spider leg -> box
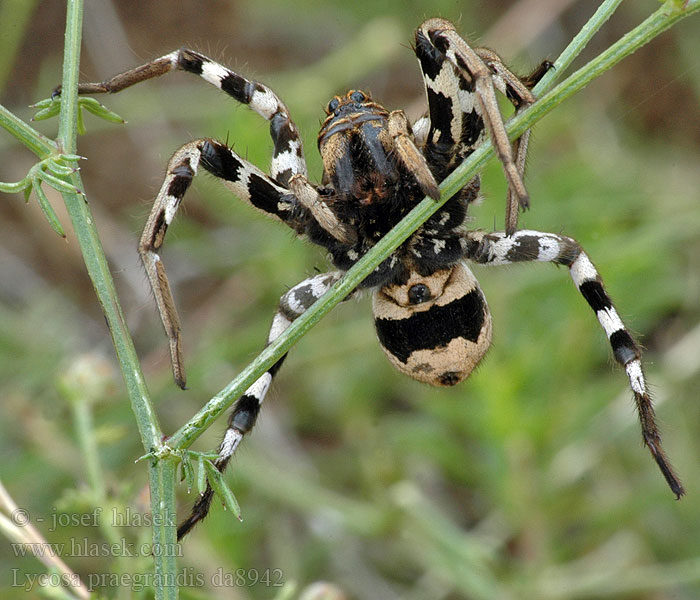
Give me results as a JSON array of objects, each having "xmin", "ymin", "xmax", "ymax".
[
  {"xmin": 74, "ymin": 53, "xmax": 354, "ymax": 386},
  {"xmin": 464, "ymin": 229, "xmax": 684, "ymax": 498},
  {"xmin": 139, "ymin": 139, "xmax": 307, "ymax": 388},
  {"xmin": 475, "ymin": 51, "xmax": 553, "ymax": 235},
  {"xmin": 64, "ymin": 48, "xmax": 307, "ymax": 185},
  {"xmin": 387, "ymin": 110, "xmax": 440, "ymax": 200},
  {"xmin": 415, "ymin": 19, "xmax": 526, "ymax": 205},
  {"xmin": 415, "ymin": 19, "xmax": 548, "ymax": 233},
  {"xmin": 176, "ymin": 271, "xmax": 347, "ymax": 539},
  {"xmin": 288, "ymin": 174, "xmax": 356, "ymax": 245}
]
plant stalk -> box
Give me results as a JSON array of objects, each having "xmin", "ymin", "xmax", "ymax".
[{"xmin": 55, "ymin": 1, "xmax": 177, "ymax": 597}]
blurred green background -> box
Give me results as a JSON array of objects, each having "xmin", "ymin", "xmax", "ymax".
[{"xmin": 1, "ymin": 1, "xmax": 698, "ymax": 598}]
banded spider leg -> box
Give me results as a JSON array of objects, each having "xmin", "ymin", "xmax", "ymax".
[
  {"xmin": 415, "ymin": 18, "xmax": 551, "ymax": 234},
  {"xmin": 176, "ymin": 271, "xmax": 346, "ymax": 540},
  {"xmin": 78, "ymin": 50, "xmax": 362, "ymax": 536},
  {"xmin": 69, "ymin": 48, "xmax": 353, "ymax": 388},
  {"xmin": 464, "ymin": 229, "xmax": 684, "ymax": 498}
]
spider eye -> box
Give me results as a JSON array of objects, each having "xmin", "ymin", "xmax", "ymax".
[
  {"xmin": 349, "ymin": 90, "xmax": 366, "ymax": 103},
  {"xmin": 326, "ymin": 98, "xmax": 340, "ymax": 114}
]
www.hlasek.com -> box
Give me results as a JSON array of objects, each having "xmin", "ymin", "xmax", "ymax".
[{"xmin": 12, "ymin": 538, "xmax": 182, "ymax": 558}]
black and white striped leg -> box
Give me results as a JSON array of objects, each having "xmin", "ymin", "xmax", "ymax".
[
  {"xmin": 80, "ymin": 51, "xmax": 354, "ymax": 387},
  {"xmin": 475, "ymin": 49, "xmax": 553, "ymax": 235},
  {"xmin": 464, "ymin": 229, "xmax": 684, "ymax": 498},
  {"xmin": 176, "ymin": 271, "xmax": 347, "ymax": 539},
  {"xmin": 138, "ymin": 139, "xmax": 305, "ymax": 389},
  {"xmin": 415, "ymin": 20, "xmax": 550, "ymax": 234},
  {"xmin": 416, "ymin": 19, "xmax": 528, "ymax": 211},
  {"xmin": 69, "ymin": 48, "xmax": 307, "ymax": 186}
]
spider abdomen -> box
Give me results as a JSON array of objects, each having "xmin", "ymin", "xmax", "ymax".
[{"xmin": 372, "ymin": 263, "xmax": 492, "ymax": 386}]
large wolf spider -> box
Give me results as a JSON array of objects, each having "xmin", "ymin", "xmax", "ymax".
[{"xmin": 66, "ymin": 18, "xmax": 683, "ymax": 538}]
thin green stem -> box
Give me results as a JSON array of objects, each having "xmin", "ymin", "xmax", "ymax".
[
  {"xmin": 72, "ymin": 399, "xmax": 106, "ymax": 499},
  {"xmin": 168, "ymin": 0, "xmax": 699, "ymax": 451},
  {"xmin": 148, "ymin": 459, "xmax": 179, "ymax": 600},
  {"xmin": 1, "ymin": 4, "xmax": 163, "ymax": 454},
  {"xmin": 0, "ymin": 103, "xmax": 54, "ymax": 157},
  {"xmin": 532, "ymin": 0, "xmax": 624, "ymax": 94},
  {"xmin": 56, "ymin": 0, "xmax": 81, "ymax": 155},
  {"xmin": 53, "ymin": 0, "xmax": 162, "ymax": 454},
  {"xmin": 67, "ymin": 380, "xmax": 131, "ymax": 600},
  {"xmin": 61, "ymin": 165, "xmax": 164, "ymax": 447},
  {"xmin": 44, "ymin": 1, "xmax": 177, "ymax": 597},
  {"xmin": 539, "ymin": 2, "xmax": 694, "ymax": 131}
]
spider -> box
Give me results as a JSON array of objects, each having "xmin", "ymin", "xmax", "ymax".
[{"xmin": 67, "ymin": 18, "xmax": 683, "ymax": 539}]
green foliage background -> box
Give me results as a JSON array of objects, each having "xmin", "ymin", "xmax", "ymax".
[{"xmin": 0, "ymin": 0, "xmax": 698, "ymax": 598}]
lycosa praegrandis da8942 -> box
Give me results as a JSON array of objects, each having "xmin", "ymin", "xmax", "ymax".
[{"xmin": 63, "ymin": 17, "xmax": 684, "ymax": 539}]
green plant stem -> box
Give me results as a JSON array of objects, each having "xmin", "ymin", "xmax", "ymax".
[
  {"xmin": 71, "ymin": 398, "xmax": 106, "ymax": 500},
  {"xmin": 0, "ymin": 104, "xmax": 54, "ymax": 157},
  {"xmin": 528, "ymin": 0, "xmax": 700, "ymax": 128},
  {"xmin": 532, "ymin": 0, "xmax": 623, "ymax": 93},
  {"xmin": 148, "ymin": 459, "xmax": 179, "ymax": 598},
  {"xmin": 54, "ymin": 2, "xmax": 162, "ymax": 453},
  {"xmin": 69, "ymin": 390, "xmax": 131, "ymax": 600},
  {"xmin": 57, "ymin": 2, "xmax": 176, "ymax": 598},
  {"xmin": 0, "ymin": 4, "xmax": 165, "ymax": 456},
  {"xmin": 56, "ymin": 2, "xmax": 81, "ymax": 155},
  {"xmin": 168, "ymin": 0, "xmax": 699, "ymax": 452},
  {"xmin": 19, "ymin": 0, "xmax": 176, "ymax": 597}
]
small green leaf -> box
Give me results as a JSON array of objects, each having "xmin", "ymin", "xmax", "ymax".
[
  {"xmin": 180, "ymin": 452, "xmax": 194, "ymax": 493},
  {"xmin": 31, "ymin": 102, "xmax": 61, "ymax": 122},
  {"xmin": 0, "ymin": 178, "xmax": 30, "ymax": 194},
  {"xmin": 196, "ymin": 454, "xmax": 206, "ymax": 495},
  {"xmin": 203, "ymin": 460, "xmax": 242, "ymax": 521},
  {"xmin": 31, "ymin": 179, "xmax": 66, "ymax": 238},
  {"xmin": 134, "ymin": 451, "xmax": 155, "ymax": 463},
  {"xmin": 79, "ymin": 97, "xmax": 125, "ymax": 123},
  {"xmin": 47, "ymin": 158, "xmax": 77, "ymax": 177},
  {"xmin": 76, "ymin": 104, "xmax": 86, "ymax": 135},
  {"xmin": 36, "ymin": 168, "xmax": 82, "ymax": 195},
  {"xmin": 59, "ymin": 153, "xmax": 84, "ymax": 162},
  {"xmin": 30, "ymin": 98, "xmax": 54, "ymax": 109}
]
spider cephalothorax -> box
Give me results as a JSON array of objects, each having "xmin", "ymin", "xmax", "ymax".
[{"xmin": 68, "ymin": 17, "xmax": 683, "ymax": 540}]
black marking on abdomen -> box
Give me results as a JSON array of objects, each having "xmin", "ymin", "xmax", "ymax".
[
  {"xmin": 375, "ymin": 289, "xmax": 485, "ymax": 363},
  {"xmin": 439, "ymin": 372, "xmax": 461, "ymax": 386}
]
